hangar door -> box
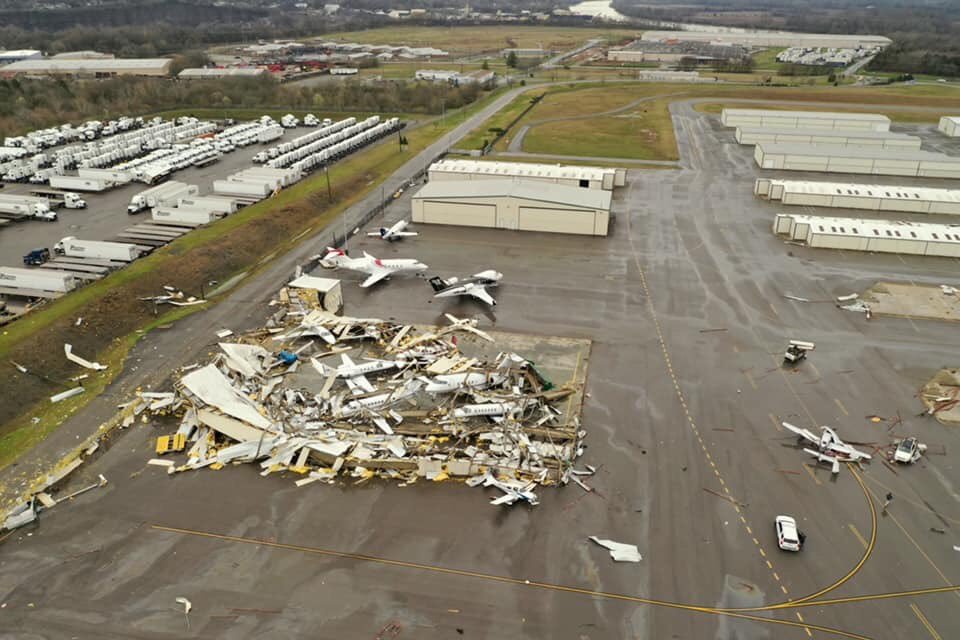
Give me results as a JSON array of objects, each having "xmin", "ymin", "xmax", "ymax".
[
  {"xmin": 421, "ymin": 200, "xmax": 496, "ymax": 227},
  {"xmin": 518, "ymin": 206, "xmax": 596, "ymax": 235}
]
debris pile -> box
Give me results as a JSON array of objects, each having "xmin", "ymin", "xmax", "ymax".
[{"xmin": 130, "ymin": 291, "xmax": 586, "ymax": 506}]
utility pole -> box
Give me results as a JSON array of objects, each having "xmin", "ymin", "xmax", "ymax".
[{"xmin": 381, "ymin": 185, "xmax": 385, "ymax": 215}]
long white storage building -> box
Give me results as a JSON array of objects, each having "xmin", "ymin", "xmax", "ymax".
[
  {"xmin": 735, "ymin": 127, "xmax": 920, "ymax": 149},
  {"xmin": 412, "ymin": 179, "xmax": 611, "ymax": 236},
  {"xmin": 774, "ymin": 213, "xmax": 960, "ymax": 257},
  {"xmin": 754, "ymin": 144, "xmax": 960, "ymax": 178},
  {"xmin": 756, "ymin": 179, "xmax": 960, "ymax": 215},
  {"xmin": 428, "ymin": 159, "xmax": 626, "ymax": 191},
  {"xmin": 938, "ymin": 116, "xmax": 960, "ymax": 137},
  {"xmin": 721, "ymin": 109, "xmax": 890, "ymax": 132}
]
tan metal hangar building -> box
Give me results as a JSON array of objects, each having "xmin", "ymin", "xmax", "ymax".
[
  {"xmin": 735, "ymin": 127, "xmax": 921, "ymax": 149},
  {"xmin": 0, "ymin": 57, "xmax": 172, "ymax": 77},
  {"xmin": 721, "ymin": 109, "xmax": 891, "ymax": 132},
  {"xmin": 753, "ymin": 144, "xmax": 960, "ymax": 178},
  {"xmin": 411, "ymin": 179, "xmax": 611, "ymax": 236},
  {"xmin": 428, "ymin": 159, "xmax": 626, "ymax": 191}
]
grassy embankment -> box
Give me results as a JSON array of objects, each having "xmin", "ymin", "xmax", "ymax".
[{"xmin": 0, "ymin": 90, "xmax": 507, "ymax": 469}]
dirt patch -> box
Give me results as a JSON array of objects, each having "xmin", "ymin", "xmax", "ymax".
[
  {"xmin": 920, "ymin": 369, "xmax": 960, "ymax": 425},
  {"xmin": 860, "ymin": 282, "xmax": 960, "ymax": 322}
]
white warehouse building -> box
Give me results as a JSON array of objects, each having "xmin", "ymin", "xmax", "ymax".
[
  {"xmin": 756, "ymin": 179, "xmax": 960, "ymax": 216},
  {"xmin": 938, "ymin": 116, "xmax": 960, "ymax": 137},
  {"xmin": 735, "ymin": 127, "xmax": 920, "ymax": 150},
  {"xmin": 721, "ymin": 109, "xmax": 890, "ymax": 132},
  {"xmin": 773, "ymin": 213, "xmax": 960, "ymax": 258},
  {"xmin": 754, "ymin": 144, "xmax": 960, "ymax": 179},
  {"xmin": 641, "ymin": 30, "xmax": 891, "ymax": 50},
  {"xmin": 428, "ymin": 159, "xmax": 625, "ymax": 191},
  {"xmin": 412, "ymin": 179, "xmax": 611, "ymax": 236}
]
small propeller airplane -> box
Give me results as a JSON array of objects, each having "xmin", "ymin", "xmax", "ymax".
[
  {"xmin": 321, "ymin": 247, "xmax": 427, "ymax": 287},
  {"xmin": 368, "ymin": 219, "xmax": 418, "ymax": 241},
  {"xmin": 429, "ymin": 270, "xmax": 503, "ymax": 306},
  {"xmin": 782, "ymin": 422, "xmax": 872, "ymax": 474}
]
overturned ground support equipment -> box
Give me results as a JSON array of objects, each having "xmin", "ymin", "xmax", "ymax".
[
  {"xmin": 131, "ymin": 287, "xmax": 587, "ymax": 507},
  {"xmin": 784, "ymin": 339, "xmax": 815, "ymax": 364}
]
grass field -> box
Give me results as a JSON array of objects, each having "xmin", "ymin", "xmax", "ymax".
[
  {"xmin": 464, "ymin": 81, "xmax": 960, "ymax": 161},
  {"xmin": 314, "ymin": 25, "xmax": 636, "ymax": 57},
  {"xmin": 458, "ymin": 89, "xmax": 547, "ymax": 150},
  {"xmin": 751, "ymin": 47, "xmax": 787, "ymax": 69},
  {"xmin": 0, "ymin": 89, "xmax": 508, "ymax": 468}
]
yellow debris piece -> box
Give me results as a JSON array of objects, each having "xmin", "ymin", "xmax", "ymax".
[
  {"xmin": 155, "ymin": 433, "xmax": 186, "ymax": 455},
  {"xmin": 432, "ymin": 471, "xmax": 449, "ymax": 482}
]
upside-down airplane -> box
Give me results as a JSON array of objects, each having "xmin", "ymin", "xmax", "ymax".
[
  {"xmin": 782, "ymin": 422, "xmax": 871, "ymax": 473},
  {"xmin": 429, "ymin": 270, "xmax": 503, "ymax": 306}
]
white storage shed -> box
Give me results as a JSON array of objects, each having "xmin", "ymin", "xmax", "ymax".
[
  {"xmin": 412, "ymin": 179, "xmax": 611, "ymax": 236},
  {"xmin": 287, "ymin": 275, "xmax": 342, "ymax": 312},
  {"xmin": 773, "ymin": 213, "xmax": 960, "ymax": 258},
  {"xmin": 754, "ymin": 144, "xmax": 960, "ymax": 178},
  {"xmin": 735, "ymin": 127, "xmax": 920, "ymax": 149},
  {"xmin": 721, "ymin": 109, "xmax": 890, "ymax": 132},
  {"xmin": 756, "ymin": 179, "xmax": 960, "ymax": 216},
  {"xmin": 428, "ymin": 159, "xmax": 625, "ymax": 191},
  {"xmin": 938, "ymin": 117, "xmax": 960, "ymax": 137}
]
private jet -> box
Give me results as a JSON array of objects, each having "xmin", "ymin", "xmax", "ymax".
[
  {"xmin": 368, "ymin": 219, "xmax": 418, "ymax": 241},
  {"xmin": 429, "ymin": 270, "xmax": 503, "ymax": 306},
  {"xmin": 321, "ymin": 247, "xmax": 427, "ymax": 287}
]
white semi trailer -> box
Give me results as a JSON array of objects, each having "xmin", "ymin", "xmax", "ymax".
[
  {"xmin": 177, "ymin": 196, "xmax": 238, "ymax": 215},
  {"xmin": 0, "ymin": 267, "xmax": 77, "ymax": 293},
  {"xmin": 213, "ymin": 179, "xmax": 270, "ymax": 199},
  {"xmin": 151, "ymin": 205, "xmax": 220, "ymax": 225},
  {"xmin": 53, "ymin": 237, "xmax": 140, "ymax": 262},
  {"xmin": 49, "ymin": 175, "xmax": 111, "ymax": 192},
  {"xmin": 0, "ymin": 195, "xmax": 57, "ymax": 220},
  {"xmin": 127, "ymin": 181, "xmax": 199, "ymax": 214}
]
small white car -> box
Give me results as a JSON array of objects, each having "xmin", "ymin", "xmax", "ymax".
[
  {"xmin": 775, "ymin": 515, "xmax": 801, "ymax": 551},
  {"xmin": 893, "ymin": 437, "xmax": 925, "ymax": 464}
]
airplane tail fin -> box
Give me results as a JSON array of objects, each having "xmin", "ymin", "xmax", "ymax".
[{"xmin": 428, "ymin": 276, "xmax": 449, "ymax": 292}]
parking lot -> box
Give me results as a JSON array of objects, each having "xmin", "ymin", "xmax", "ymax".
[
  {"xmin": 0, "ymin": 125, "xmax": 316, "ymax": 267},
  {"xmin": 1, "ymin": 103, "xmax": 959, "ymax": 640}
]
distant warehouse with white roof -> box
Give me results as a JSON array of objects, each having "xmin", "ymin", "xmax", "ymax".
[
  {"xmin": 0, "ymin": 57, "xmax": 172, "ymax": 77},
  {"xmin": 735, "ymin": 127, "xmax": 920, "ymax": 150},
  {"xmin": 179, "ymin": 67, "xmax": 267, "ymax": 79},
  {"xmin": 756, "ymin": 179, "xmax": 960, "ymax": 216},
  {"xmin": 754, "ymin": 144, "xmax": 960, "ymax": 179},
  {"xmin": 428, "ymin": 159, "xmax": 625, "ymax": 191},
  {"xmin": 774, "ymin": 213, "xmax": 960, "ymax": 258},
  {"xmin": 938, "ymin": 116, "xmax": 960, "ymax": 137},
  {"xmin": 721, "ymin": 109, "xmax": 890, "ymax": 132},
  {"xmin": 412, "ymin": 179, "xmax": 611, "ymax": 236},
  {"xmin": 641, "ymin": 31, "xmax": 891, "ymax": 49}
]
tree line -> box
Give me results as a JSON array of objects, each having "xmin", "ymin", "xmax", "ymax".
[{"xmin": 0, "ymin": 75, "xmax": 485, "ymax": 136}]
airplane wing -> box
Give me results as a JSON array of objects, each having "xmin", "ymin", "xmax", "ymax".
[
  {"xmin": 366, "ymin": 231, "xmax": 383, "ymax": 237},
  {"xmin": 827, "ymin": 442, "xmax": 871, "ymax": 461},
  {"xmin": 347, "ymin": 373, "xmax": 376, "ymax": 394},
  {"xmin": 340, "ymin": 353, "xmax": 355, "ymax": 368},
  {"xmin": 372, "ymin": 414, "xmax": 394, "ymax": 435},
  {"xmin": 361, "ymin": 267, "xmax": 393, "ymax": 288},
  {"xmin": 467, "ymin": 286, "xmax": 497, "ymax": 306},
  {"xmin": 395, "ymin": 231, "xmax": 418, "ymax": 237},
  {"xmin": 782, "ymin": 422, "xmax": 820, "ymax": 445}
]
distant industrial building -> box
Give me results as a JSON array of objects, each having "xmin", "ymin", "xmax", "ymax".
[
  {"xmin": 756, "ymin": 179, "xmax": 960, "ymax": 216},
  {"xmin": 0, "ymin": 49, "xmax": 42, "ymax": 65},
  {"xmin": 754, "ymin": 143, "xmax": 960, "ymax": 179},
  {"xmin": 414, "ymin": 69, "xmax": 495, "ymax": 87},
  {"xmin": 412, "ymin": 179, "xmax": 611, "ymax": 236},
  {"xmin": 774, "ymin": 213, "xmax": 960, "ymax": 258},
  {"xmin": 428, "ymin": 159, "xmax": 625, "ymax": 191},
  {"xmin": 178, "ymin": 67, "xmax": 267, "ymax": 79},
  {"xmin": 330, "ymin": 67, "xmax": 358, "ymax": 76},
  {"xmin": 51, "ymin": 51, "xmax": 115, "ymax": 60},
  {"xmin": 775, "ymin": 47, "xmax": 876, "ymax": 67},
  {"xmin": 722, "ymin": 108, "xmax": 890, "ymax": 132},
  {"xmin": 0, "ymin": 57, "xmax": 172, "ymax": 77},
  {"xmin": 636, "ymin": 70, "xmax": 715, "ymax": 83},
  {"xmin": 608, "ymin": 40, "xmax": 747, "ymax": 64},
  {"xmin": 502, "ymin": 48, "xmax": 547, "ymax": 58},
  {"xmin": 641, "ymin": 30, "xmax": 891, "ymax": 50},
  {"xmin": 735, "ymin": 127, "xmax": 921, "ymax": 150},
  {"xmin": 938, "ymin": 116, "xmax": 960, "ymax": 137}
]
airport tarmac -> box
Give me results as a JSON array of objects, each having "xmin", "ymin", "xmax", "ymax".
[{"xmin": 1, "ymin": 100, "xmax": 959, "ymax": 640}]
